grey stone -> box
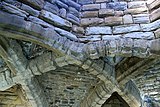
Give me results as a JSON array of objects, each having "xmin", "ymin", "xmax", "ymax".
[
  {"xmin": 106, "ymin": 2, "xmax": 127, "ymax": 11},
  {"xmin": 81, "ymin": 18, "xmax": 104, "ymax": 26},
  {"xmin": 79, "ymin": 35, "xmax": 101, "ymax": 42},
  {"xmin": 123, "ymin": 32, "xmax": 155, "ymax": 40},
  {"xmin": 102, "ymin": 35, "xmax": 121, "ymax": 40},
  {"xmin": 133, "ymin": 14, "xmax": 150, "ymax": 24},
  {"xmin": 141, "ymin": 19, "xmax": 160, "ymax": 31},
  {"xmin": 1, "ymin": 2, "xmax": 29, "ymax": 17},
  {"xmin": 86, "ymin": 26, "xmax": 112, "ymax": 35},
  {"xmin": 78, "ymin": 0, "xmax": 94, "ymax": 5},
  {"xmin": 21, "ymin": 3, "xmax": 39, "ymax": 17},
  {"xmin": 54, "ymin": 27, "xmax": 78, "ymax": 41},
  {"xmin": 123, "ymin": 15, "xmax": 133, "ymax": 24},
  {"xmin": 82, "ymin": 4, "xmax": 100, "ymax": 11},
  {"xmin": 63, "ymin": 0, "xmax": 81, "ymax": 11},
  {"xmin": 128, "ymin": 1, "xmax": 146, "ymax": 9},
  {"xmin": 59, "ymin": 8, "xmax": 67, "ymax": 18},
  {"xmin": 40, "ymin": 10, "xmax": 72, "ymax": 29},
  {"xmin": 28, "ymin": 16, "xmax": 52, "ymax": 28},
  {"xmin": 55, "ymin": 0, "xmax": 68, "ymax": 9},
  {"xmin": 43, "ymin": 2, "xmax": 59, "ymax": 14},
  {"xmin": 68, "ymin": 7, "xmax": 79, "ymax": 17},
  {"xmin": 66, "ymin": 13, "xmax": 80, "ymax": 25},
  {"xmin": 21, "ymin": 0, "xmax": 45, "ymax": 10},
  {"xmin": 113, "ymin": 24, "xmax": 141, "ymax": 34}
]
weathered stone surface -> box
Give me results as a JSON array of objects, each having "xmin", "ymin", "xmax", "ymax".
[
  {"xmin": 106, "ymin": 2, "xmax": 127, "ymax": 11},
  {"xmin": 123, "ymin": 15, "xmax": 133, "ymax": 24},
  {"xmin": 128, "ymin": 1, "xmax": 146, "ymax": 9},
  {"xmin": 81, "ymin": 18, "xmax": 104, "ymax": 26},
  {"xmin": 20, "ymin": 0, "xmax": 45, "ymax": 10},
  {"xmin": 59, "ymin": 8, "xmax": 67, "ymax": 18},
  {"xmin": 61, "ymin": 0, "xmax": 81, "ymax": 11},
  {"xmin": 113, "ymin": 24, "xmax": 141, "ymax": 34},
  {"xmin": 141, "ymin": 19, "xmax": 160, "ymax": 31},
  {"xmin": 154, "ymin": 28, "xmax": 160, "ymax": 38},
  {"xmin": 123, "ymin": 32, "xmax": 155, "ymax": 40},
  {"xmin": 124, "ymin": 7, "xmax": 147, "ymax": 14},
  {"xmin": 148, "ymin": 0, "xmax": 160, "ymax": 10},
  {"xmin": 96, "ymin": 0, "xmax": 110, "ymax": 3},
  {"xmin": 72, "ymin": 25, "xmax": 84, "ymax": 34},
  {"xmin": 40, "ymin": 10, "xmax": 72, "ymax": 29},
  {"xmin": 55, "ymin": 0, "xmax": 68, "ymax": 9},
  {"xmin": 81, "ymin": 11, "xmax": 98, "ymax": 18},
  {"xmin": 133, "ymin": 14, "xmax": 150, "ymax": 24},
  {"xmin": 20, "ymin": 3, "xmax": 39, "ymax": 17},
  {"xmin": 150, "ymin": 39, "xmax": 160, "ymax": 55},
  {"xmin": 115, "ymin": 11, "xmax": 124, "ymax": 16},
  {"xmin": 99, "ymin": 9, "xmax": 114, "ymax": 17},
  {"xmin": 1, "ymin": 2, "xmax": 29, "ymax": 17},
  {"xmin": 68, "ymin": 7, "xmax": 79, "ymax": 17},
  {"xmin": 78, "ymin": 0, "xmax": 94, "ymax": 5},
  {"xmin": 104, "ymin": 16, "xmax": 123, "ymax": 25},
  {"xmin": 82, "ymin": 4, "xmax": 100, "ymax": 11},
  {"xmin": 102, "ymin": 35, "xmax": 121, "ymax": 40},
  {"xmin": 54, "ymin": 27, "xmax": 78, "ymax": 41},
  {"xmin": 43, "ymin": 2, "xmax": 59, "ymax": 14},
  {"xmin": 86, "ymin": 27, "xmax": 112, "ymax": 35},
  {"xmin": 66, "ymin": 13, "xmax": 80, "ymax": 25},
  {"xmin": 80, "ymin": 35, "xmax": 101, "ymax": 42},
  {"xmin": 28, "ymin": 16, "xmax": 52, "ymax": 28},
  {"xmin": 150, "ymin": 8, "xmax": 160, "ymax": 21},
  {"xmin": 101, "ymin": 3, "xmax": 106, "ymax": 9}
]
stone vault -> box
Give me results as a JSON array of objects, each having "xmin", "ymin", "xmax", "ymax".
[{"xmin": 0, "ymin": 0, "xmax": 160, "ymax": 107}]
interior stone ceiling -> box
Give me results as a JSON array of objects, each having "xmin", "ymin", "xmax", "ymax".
[{"xmin": 0, "ymin": 0, "xmax": 160, "ymax": 107}]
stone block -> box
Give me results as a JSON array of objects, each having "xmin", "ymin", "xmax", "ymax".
[
  {"xmin": 28, "ymin": 16, "xmax": 52, "ymax": 28},
  {"xmin": 141, "ymin": 19, "xmax": 160, "ymax": 31},
  {"xmin": 78, "ymin": 0, "xmax": 94, "ymax": 5},
  {"xmin": 59, "ymin": 8, "xmax": 67, "ymax": 18},
  {"xmin": 113, "ymin": 24, "xmax": 141, "ymax": 34},
  {"xmin": 40, "ymin": 10, "xmax": 72, "ymax": 29},
  {"xmin": 150, "ymin": 39, "xmax": 160, "ymax": 55},
  {"xmin": 106, "ymin": 2, "xmax": 127, "ymax": 11},
  {"xmin": 150, "ymin": 8, "xmax": 160, "ymax": 21},
  {"xmin": 148, "ymin": 0, "xmax": 160, "ymax": 10},
  {"xmin": 154, "ymin": 28, "xmax": 160, "ymax": 38},
  {"xmin": 43, "ymin": 2, "xmax": 59, "ymax": 14},
  {"xmin": 66, "ymin": 13, "xmax": 80, "ymax": 25},
  {"xmin": 65, "ymin": 0, "xmax": 81, "ymax": 11},
  {"xmin": 55, "ymin": 0, "xmax": 68, "ymax": 9},
  {"xmin": 101, "ymin": 3, "xmax": 106, "ymax": 9},
  {"xmin": 54, "ymin": 27, "xmax": 78, "ymax": 41},
  {"xmin": 68, "ymin": 7, "xmax": 79, "ymax": 17},
  {"xmin": 133, "ymin": 14, "xmax": 150, "ymax": 24},
  {"xmin": 123, "ymin": 32, "xmax": 155, "ymax": 40},
  {"xmin": 102, "ymin": 35, "xmax": 121, "ymax": 40},
  {"xmin": 72, "ymin": 25, "xmax": 84, "ymax": 34},
  {"xmin": 99, "ymin": 9, "xmax": 114, "ymax": 17},
  {"xmin": 104, "ymin": 16, "xmax": 123, "ymax": 25},
  {"xmin": 20, "ymin": 0, "xmax": 45, "ymax": 10},
  {"xmin": 21, "ymin": 3, "xmax": 39, "ymax": 17},
  {"xmin": 81, "ymin": 11, "xmax": 98, "ymax": 18},
  {"xmin": 81, "ymin": 18, "xmax": 104, "ymax": 26},
  {"xmin": 79, "ymin": 35, "xmax": 101, "ymax": 42},
  {"xmin": 124, "ymin": 7, "xmax": 147, "ymax": 14},
  {"xmin": 128, "ymin": 1, "xmax": 146, "ymax": 9},
  {"xmin": 1, "ymin": 2, "xmax": 28, "ymax": 17},
  {"xmin": 86, "ymin": 26, "xmax": 112, "ymax": 35},
  {"xmin": 123, "ymin": 15, "xmax": 133, "ymax": 24},
  {"xmin": 114, "ymin": 11, "xmax": 124, "ymax": 16},
  {"xmin": 82, "ymin": 4, "xmax": 100, "ymax": 11},
  {"xmin": 96, "ymin": 0, "xmax": 111, "ymax": 3}
]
